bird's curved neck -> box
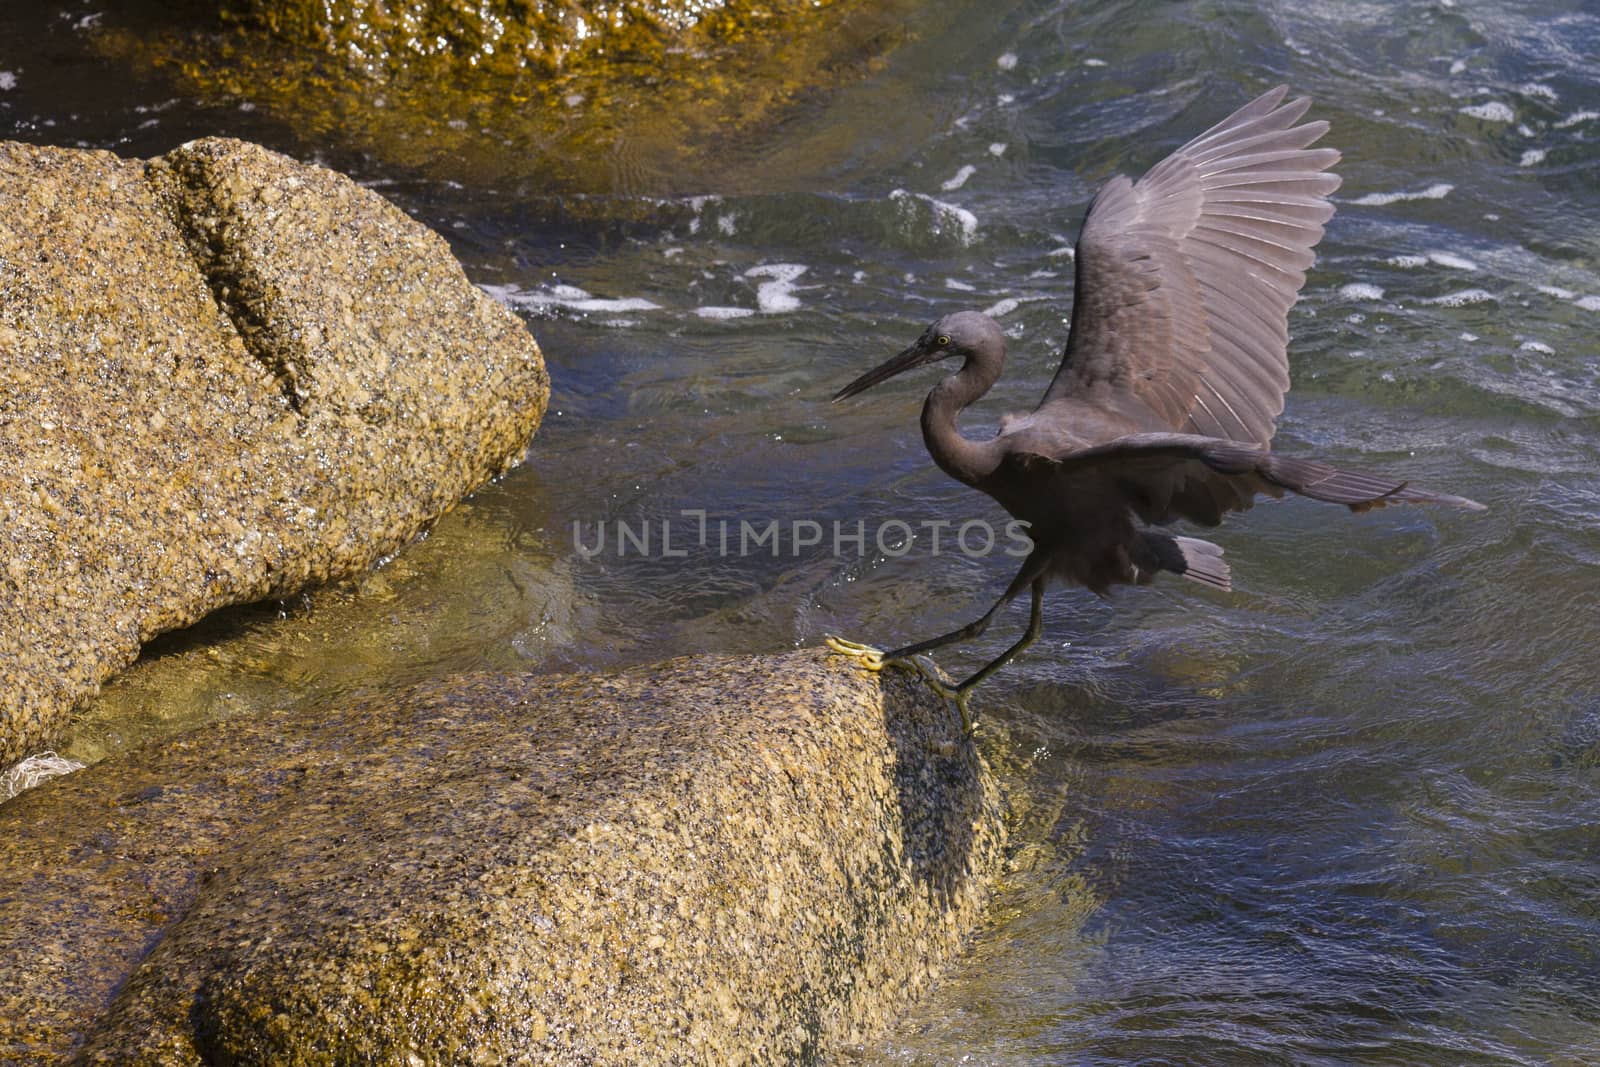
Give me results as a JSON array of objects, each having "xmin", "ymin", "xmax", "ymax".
[{"xmin": 921, "ymin": 356, "xmax": 1003, "ymax": 486}]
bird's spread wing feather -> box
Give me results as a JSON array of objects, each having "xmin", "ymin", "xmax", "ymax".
[
  {"xmin": 1040, "ymin": 86, "xmax": 1341, "ymax": 446},
  {"xmin": 1011, "ymin": 432, "xmax": 1485, "ymax": 527}
]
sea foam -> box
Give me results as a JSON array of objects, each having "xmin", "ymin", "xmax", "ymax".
[
  {"xmin": 745, "ymin": 264, "xmax": 807, "ymax": 313},
  {"xmin": 1352, "ymin": 183, "xmax": 1454, "ymax": 207}
]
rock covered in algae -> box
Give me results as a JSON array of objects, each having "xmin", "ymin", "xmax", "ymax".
[
  {"xmin": 94, "ymin": 0, "xmax": 921, "ymax": 193},
  {"xmin": 0, "ymin": 138, "xmax": 549, "ymax": 771},
  {"xmin": 217, "ymin": 0, "xmax": 788, "ymax": 77},
  {"xmin": 0, "ymin": 650, "xmax": 1004, "ymax": 1065}
]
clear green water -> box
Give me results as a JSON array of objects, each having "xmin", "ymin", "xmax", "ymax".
[{"xmin": 6, "ymin": 0, "xmax": 1600, "ymax": 1061}]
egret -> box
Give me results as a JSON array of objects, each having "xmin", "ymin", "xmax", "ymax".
[{"xmin": 828, "ymin": 87, "xmax": 1484, "ymax": 732}]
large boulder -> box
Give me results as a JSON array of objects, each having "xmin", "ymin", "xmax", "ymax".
[
  {"xmin": 0, "ymin": 650, "xmax": 1004, "ymax": 1064},
  {"xmin": 0, "ymin": 137, "xmax": 549, "ymax": 771},
  {"xmin": 214, "ymin": 0, "xmax": 814, "ymax": 79},
  {"xmin": 94, "ymin": 0, "xmax": 921, "ymax": 192}
]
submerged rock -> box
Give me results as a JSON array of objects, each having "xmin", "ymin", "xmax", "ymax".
[
  {"xmin": 0, "ymin": 138, "xmax": 549, "ymax": 771},
  {"xmin": 0, "ymin": 650, "xmax": 1004, "ymax": 1064},
  {"xmin": 95, "ymin": 0, "xmax": 920, "ymax": 193},
  {"xmin": 218, "ymin": 0, "xmax": 795, "ymax": 79}
]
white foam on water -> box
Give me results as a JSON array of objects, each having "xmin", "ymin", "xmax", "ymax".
[
  {"xmin": 745, "ymin": 263, "xmax": 808, "ymax": 313},
  {"xmin": 685, "ymin": 194, "xmax": 724, "ymax": 237},
  {"xmin": 1340, "ymin": 283, "xmax": 1385, "ymax": 301},
  {"xmin": 1386, "ymin": 254, "xmax": 1429, "ymax": 269},
  {"xmin": 0, "ymin": 72, "xmax": 16, "ymax": 91},
  {"xmin": 1520, "ymin": 148, "xmax": 1547, "ymax": 167},
  {"xmin": 1460, "ymin": 332, "xmax": 1479, "ymax": 341},
  {"xmin": 1425, "ymin": 288, "xmax": 1496, "ymax": 307},
  {"xmin": 945, "ymin": 278, "xmax": 977, "ymax": 292},
  {"xmin": 941, "ymin": 164, "xmax": 977, "ymax": 192},
  {"xmin": 889, "ymin": 189, "xmax": 979, "ymax": 244},
  {"xmin": 1429, "ymin": 251, "xmax": 1479, "ymax": 271},
  {"xmin": 1046, "ymin": 245, "xmax": 1075, "ymax": 259},
  {"xmin": 1536, "ymin": 285, "xmax": 1576, "ymax": 300},
  {"xmin": 694, "ymin": 306, "xmax": 755, "ymax": 320},
  {"xmin": 1460, "ymin": 101, "xmax": 1515, "ymax": 122},
  {"xmin": 1, "ymin": 751, "xmax": 85, "ymax": 799},
  {"xmin": 1450, "ymin": 59, "xmax": 1467, "ymax": 75},
  {"xmin": 997, "ymin": 52, "xmax": 1018, "ymax": 70},
  {"xmin": 852, "ymin": 270, "xmax": 867, "ymax": 284},
  {"xmin": 1556, "ymin": 110, "xmax": 1598, "ymax": 128},
  {"xmin": 1576, "ymin": 295, "xmax": 1600, "ymax": 312},
  {"xmin": 1028, "ymin": 269, "xmax": 1059, "ymax": 279},
  {"xmin": 1521, "ymin": 82, "xmax": 1559, "ymax": 102},
  {"xmin": 998, "ymin": 93, "xmax": 1015, "ymax": 105},
  {"xmin": 1352, "ymin": 183, "xmax": 1454, "ymax": 206},
  {"xmin": 564, "ymin": 296, "xmax": 662, "ymax": 313},
  {"xmin": 983, "ymin": 298, "xmax": 1020, "ymax": 318},
  {"xmin": 1519, "ymin": 340, "xmax": 1555, "ymax": 354},
  {"xmin": 718, "ymin": 214, "xmax": 738, "ymax": 236},
  {"xmin": 988, "ymin": 143, "xmax": 1007, "ymax": 157},
  {"xmin": 481, "ymin": 282, "xmax": 661, "ymax": 315},
  {"xmin": 1083, "ymin": 58, "xmax": 1107, "ymax": 67}
]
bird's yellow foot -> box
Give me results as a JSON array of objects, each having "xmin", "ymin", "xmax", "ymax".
[
  {"xmin": 824, "ymin": 635, "xmax": 888, "ymax": 671},
  {"xmin": 825, "ymin": 637, "xmax": 978, "ymax": 736}
]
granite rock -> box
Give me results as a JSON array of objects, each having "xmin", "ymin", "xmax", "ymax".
[
  {"xmin": 0, "ymin": 137, "xmax": 549, "ymax": 770},
  {"xmin": 95, "ymin": 0, "xmax": 921, "ymax": 193},
  {"xmin": 0, "ymin": 650, "xmax": 1004, "ymax": 1065}
]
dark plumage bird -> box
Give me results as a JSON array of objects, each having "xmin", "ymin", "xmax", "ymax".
[{"xmin": 828, "ymin": 86, "xmax": 1484, "ymax": 730}]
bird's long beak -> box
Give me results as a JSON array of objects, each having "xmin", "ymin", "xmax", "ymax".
[{"xmin": 832, "ymin": 341, "xmax": 935, "ymax": 403}]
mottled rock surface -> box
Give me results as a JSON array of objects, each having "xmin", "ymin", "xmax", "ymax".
[
  {"xmin": 97, "ymin": 0, "xmax": 919, "ymax": 193},
  {"xmin": 219, "ymin": 0, "xmax": 818, "ymax": 78},
  {"xmin": 0, "ymin": 138, "xmax": 549, "ymax": 769},
  {"xmin": 0, "ymin": 650, "xmax": 1004, "ymax": 1065}
]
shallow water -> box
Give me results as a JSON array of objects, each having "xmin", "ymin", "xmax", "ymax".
[{"xmin": 6, "ymin": 0, "xmax": 1600, "ymax": 1060}]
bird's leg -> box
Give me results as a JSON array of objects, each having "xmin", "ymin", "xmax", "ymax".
[
  {"xmin": 824, "ymin": 582, "xmax": 1008, "ymax": 669},
  {"xmin": 882, "ymin": 598, "xmax": 1004, "ymax": 660},
  {"xmin": 830, "ymin": 551, "xmax": 1051, "ymax": 734},
  {"xmin": 944, "ymin": 578, "xmax": 1046, "ymax": 733},
  {"xmin": 826, "ymin": 580, "xmax": 1010, "ymax": 678}
]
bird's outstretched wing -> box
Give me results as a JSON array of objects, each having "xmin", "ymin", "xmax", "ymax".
[
  {"xmin": 1011, "ymin": 432, "xmax": 1485, "ymax": 527},
  {"xmin": 1040, "ymin": 86, "xmax": 1340, "ymax": 446}
]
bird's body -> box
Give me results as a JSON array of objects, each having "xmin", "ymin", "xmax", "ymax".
[{"xmin": 829, "ymin": 87, "xmax": 1484, "ymax": 728}]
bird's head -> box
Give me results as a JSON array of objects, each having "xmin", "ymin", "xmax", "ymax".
[{"xmin": 832, "ymin": 311, "xmax": 1003, "ymax": 402}]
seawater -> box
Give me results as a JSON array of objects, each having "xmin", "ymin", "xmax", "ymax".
[{"xmin": 5, "ymin": 0, "xmax": 1599, "ymax": 1060}]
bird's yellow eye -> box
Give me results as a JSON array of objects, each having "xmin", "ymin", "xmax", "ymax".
[{"xmin": 937, "ymin": 335, "xmax": 950, "ymax": 346}]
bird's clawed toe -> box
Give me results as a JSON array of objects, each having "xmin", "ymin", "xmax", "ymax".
[
  {"xmin": 824, "ymin": 634, "xmax": 889, "ymax": 671},
  {"xmin": 826, "ymin": 637, "xmax": 979, "ymax": 736},
  {"xmin": 906, "ymin": 667, "xmax": 979, "ymax": 735}
]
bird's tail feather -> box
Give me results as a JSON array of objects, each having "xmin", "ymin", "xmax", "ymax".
[
  {"xmin": 1173, "ymin": 536, "xmax": 1232, "ymax": 592},
  {"xmin": 1258, "ymin": 454, "xmax": 1486, "ymax": 513},
  {"xmin": 1142, "ymin": 532, "xmax": 1232, "ymax": 592}
]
